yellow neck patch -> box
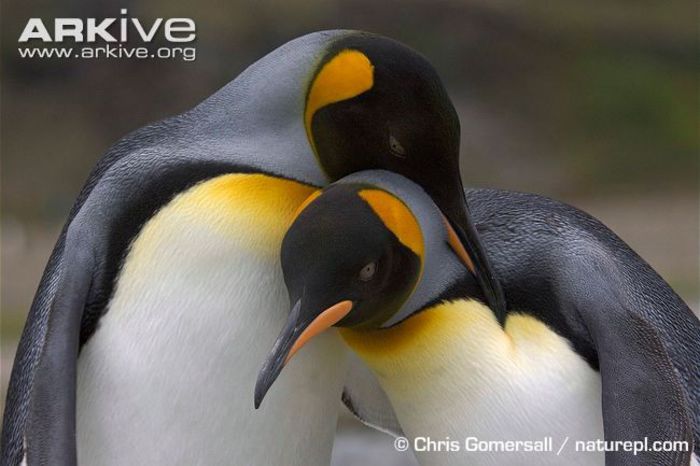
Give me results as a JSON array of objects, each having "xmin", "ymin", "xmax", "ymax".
[
  {"xmin": 304, "ymin": 49, "xmax": 374, "ymax": 152},
  {"xmin": 358, "ymin": 189, "xmax": 424, "ymax": 258},
  {"xmin": 340, "ymin": 299, "xmax": 573, "ymax": 380},
  {"xmin": 291, "ymin": 189, "xmax": 322, "ymax": 223},
  {"xmin": 124, "ymin": 174, "xmax": 317, "ymax": 264},
  {"xmin": 440, "ymin": 213, "xmax": 476, "ymax": 274}
]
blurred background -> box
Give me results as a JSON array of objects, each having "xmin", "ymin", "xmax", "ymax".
[{"xmin": 1, "ymin": 0, "xmax": 698, "ymax": 464}]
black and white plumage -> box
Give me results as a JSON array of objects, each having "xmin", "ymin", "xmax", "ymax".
[
  {"xmin": 261, "ymin": 169, "xmax": 699, "ymax": 466},
  {"xmin": 2, "ymin": 30, "xmax": 506, "ymax": 465}
]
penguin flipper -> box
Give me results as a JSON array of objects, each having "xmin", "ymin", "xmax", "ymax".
[
  {"xmin": 561, "ymin": 257, "xmax": 695, "ymax": 465},
  {"xmin": 342, "ymin": 353, "xmax": 404, "ymax": 437},
  {"xmin": 2, "ymin": 224, "xmax": 94, "ymax": 466}
]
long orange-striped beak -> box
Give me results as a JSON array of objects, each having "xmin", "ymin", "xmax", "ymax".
[{"xmin": 254, "ymin": 300, "xmax": 353, "ymax": 408}]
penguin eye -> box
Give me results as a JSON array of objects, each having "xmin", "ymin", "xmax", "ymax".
[
  {"xmin": 389, "ymin": 134, "xmax": 406, "ymax": 158},
  {"xmin": 358, "ymin": 262, "xmax": 378, "ymax": 282}
]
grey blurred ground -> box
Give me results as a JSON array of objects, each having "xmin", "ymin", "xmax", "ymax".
[{"xmin": 1, "ymin": 0, "xmax": 698, "ymax": 464}]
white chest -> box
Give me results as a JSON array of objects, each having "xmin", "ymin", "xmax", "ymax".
[
  {"xmin": 343, "ymin": 299, "xmax": 605, "ymax": 466},
  {"xmin": 76, "ymin": 174, "xmax": 347, "ymax": 466}
]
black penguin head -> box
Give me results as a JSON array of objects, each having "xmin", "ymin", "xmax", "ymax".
[
  {"xmin": 282, "ymin": 185, "xmax": 424, "ymax": 329},
  {"xmin": 254, "ymin": 172, "xmax": 480, "ymax": 408},
  {"xmin": 305, "ymin": 32, "xmax": 505, "ymax": 320},
  {"xmin": 307, "ymin": 34, "xmax": 460, "ymax": 191},
  {"xmin": 254, "ymin": 182, "xmax": 426, "ymax": 408}
]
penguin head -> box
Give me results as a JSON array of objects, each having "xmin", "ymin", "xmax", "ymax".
[
  {"xmin": 307, "ymin": 34, "xmax": 460, "ymax": 195},
  {"xmin": 255, "ymin": 170, "xmax": 479, "ymax": 407},
  {"xmin": 281, "ymin": 183, "xmax": 425, "ymax": 330},
  {"xmin": 303, "ymin": 31, "xmax": 504, "ymax": 320},
  {"xmin": 214, "ymin": 30, "xmax": 503, "ymax": 324}
]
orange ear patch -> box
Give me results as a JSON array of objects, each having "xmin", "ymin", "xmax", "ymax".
[
  {"xmin": 358, "ymin": 189, "xmax": 424, "ymax": 258},
  {"xmin": 291, "ymin": 189, "xmax": 322, "ymax": 223},
  {"xmin": 305, "ymin": 49, "xmax": 374, "ymax": 151},
  {"xmin": 440, "ymin": 213, "xmax": 476, "ymax": 274}
]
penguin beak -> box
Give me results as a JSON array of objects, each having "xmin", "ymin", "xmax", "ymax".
[
  {"xmin": 439, "ymin": 186, "xmax": 506, "ymax": 321},
  {"xmin": 254, "ymin": 299, "xmax": 353, "ymax": 408}
]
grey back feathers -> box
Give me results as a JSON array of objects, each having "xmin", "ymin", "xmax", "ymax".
[
  {"xmin": 465, "ymin": 187, "xmax": 700, "ymax": 459},
  {"xmin": 186, "ymin": 29, "xmax": 351, "ymax": 184}
]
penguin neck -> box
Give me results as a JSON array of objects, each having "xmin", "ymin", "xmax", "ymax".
[
  {"xmin": 76, "ymin": 173, "xmax": 348, "ymax": 465},
  {"xmin": 186, "ymin": 32, "xmax": 353, "ymax": 187},
  {"xmin": 341, "ymin": 299, "xmax": 604, "ymax": 465}
]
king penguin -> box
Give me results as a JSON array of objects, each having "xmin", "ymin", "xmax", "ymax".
[
  {"xmin": 256, "ymin": 170, "xmax": 700, "ymax": 466},
  {"xmin": 1, "ymin": 31, "xmax": 506, "ymax": 465}
]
